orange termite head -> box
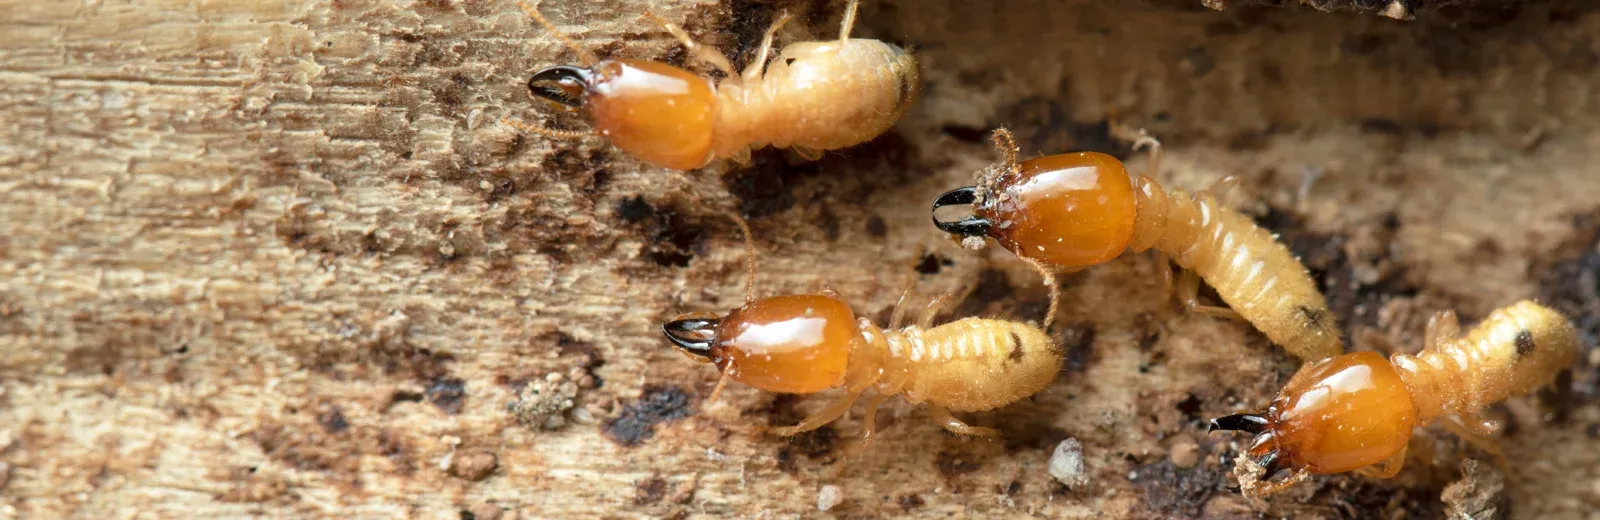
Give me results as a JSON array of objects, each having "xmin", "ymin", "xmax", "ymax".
[
  {"xmin": 661, "ymin": 295, "xmax": 860, "ymax": 394},
  {"xmin": 1208, "ymin": 351, "xmax": 1417, "ymax": 479},
  {"xmin": 527, "ymin": 59, "xmax": 718, "ymax": 170},
  {"xmin": 931, "ymin": 150, "xmax": 1138, "ymax": 268}
]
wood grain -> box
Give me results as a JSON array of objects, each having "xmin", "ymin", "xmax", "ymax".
[{"xmin": 3, "ymin": 1, "xmax": 1598, "ymax": 518}]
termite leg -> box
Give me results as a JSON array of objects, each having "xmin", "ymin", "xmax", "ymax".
[
  {"xmin": 837, "ymin": 378, "xmax": 901, "ymax": 462},
  {"xmin": 1131, "ymin": 130, "xmax": 1163, "ymax": 179},
  {"xmin": 856, "ymin": 391, "xmax": 894, "ymax": 446},
  {"xmin": 1177, "ymin": 269, "xmax": 1243, "ymax": 320},
  {"xmin": 1355, "ymin": 446, "xmax": 1407, "ymax": 479},
  {"xmin": 917, "ymin": 293, "xmax": 953, "ymax": 330},
  {"xmin": 1197, "ymin": 175, "xmax": 1240, "ymax": 206},
  {"xmin": 926, "ymin": 405, "xmax": 1001, "ymax": 438},
  {"xmin": 793, "ymin": 145, "xmax": 822, "ymax": 161},
  {"xmin": 888, "ymin": 281, "xmax": 915, "ymax": 329},
  {"xmin": 641, "ymin": 11, "xmax": 737, "ymax": 77},
  {"xmin": 1154, "ymin": 250, "xmax": 1174, "ymax": 312},
  {"xmin": 741, "ymin": 10, "xmax": 793, "ymax": 83},
  {"xmin": 768, "ymin": 391, "xmax": 863, "ymax": 437},
  {"xmin": 1424, "ymin": 309, "xmax": 1462, "ymax": 350},
  {"xmin": 1441, "ymin": 414, "xmax": 1510, "ymax": 472}
]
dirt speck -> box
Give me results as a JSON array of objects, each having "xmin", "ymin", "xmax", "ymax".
[
  {"xmin": 604, "ymin": 385, "xmax": 694, "ymax": 447},
  {"xmin": 788, "ymin": 426, "xmax": 838, "ymax": 459},
  {"xmin": 1057, "ymin": 322, "xmax": 1098, "ymax": 373},
  {"xmin": 508, "ymin": 371, "xmax": 583, "ymax": 430},
  {"xmin": 426, "ymin": 377, "xmax": 467, "ymax": 415},
  {"xmin": 935, "ymin": 449, "xmax": 983, "ymax": 476},
  {"xmin": 1048, "ymin": 438, "xmax": 1089, "ymax": 489},
  {"xmin": 463, "ymin": 503, "xmax": 503, "ymax": 520},
  {"xmin": 1169, "ymin": 437, "xmax": 1201, "ymax": 469},
  {"xmin": 448, "ymin": 450, "xmax": 498, "ymax": 481},
  {"xmin": 865, "ymin": 214, "xmax": 888, "ymax": 237},
  {"xmin": 317, "ymin": 404, "xmax": 350, "ymax": 434},
  {"xmin": 634, "ymin": 475, "xmax": 668, "ymax": 505},
  {"xmin": 916, "ymin": 252, "xmax": 951, "ymax": 275},
  {"xmin": 1134, "ymin": 460, "xmax": 1220, "ymax": 518},
  {"xmin": 897, "ymin": 493, "xmax": 925, "ymax": 512},
  {"xmin": 1441, "ymin": 459, "xmax": 1507, "ymax": 520},
  {"xmin": 615, "ymin": 195, "xmax": 656, "ymax": 223}
]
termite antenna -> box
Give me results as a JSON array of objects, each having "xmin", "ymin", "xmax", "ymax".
[
  {"xmin": 838, "ymin": 0, "xmax": 860, "ymax": 45},
  {"xmin": 501, "ymin": 117, "xmax": 591, "ymax": 140},
  {"xmin": 990, "ymin": 127, "xmax": 1020, "ymax": 178},
  {"xmin": 729, "ymin": 211, "xmax": 757, "ymax": 304},
  {"xmin": 518, "ymin": 0, "xmax": 599, "ymax": 67}
]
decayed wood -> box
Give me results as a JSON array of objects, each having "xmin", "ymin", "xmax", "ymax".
[{"xmin": 3, "ymin": 0, "xmax": 1599, "ymax": 518}]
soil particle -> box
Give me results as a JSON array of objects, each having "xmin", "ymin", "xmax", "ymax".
[
  {"xmin": 604, "ymin": 385, "xmax": 694, "ymax": 447},
  {"xmin": 448, "ymin": 450, "xmax": 498, "ymax": 481}
]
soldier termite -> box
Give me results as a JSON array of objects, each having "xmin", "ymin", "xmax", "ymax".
[
  {"xmin": 509, "ymin": 0, "xmax": 920, "ymax": 170},
  {"xmin": 661, "ymin": 215, "xmax": 1062, "ymax": 445},
  {"xmin": 1208, "ymin": 300, "xmax": 1579, "ymax": 498},
  {"xmin": 930, "ymin": 127, "xmax": 1342, "ymax": 362}
]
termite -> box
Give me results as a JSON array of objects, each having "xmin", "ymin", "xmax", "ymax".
[
  {"xmin": 509, "ymin": 0, "xmax": 920, "ymax": 170},
  {"xmin": 1208, "ymin": 300, "xmax": 1579, "ymax": 498},
  {"xmin": 929, "ymin": 127, "xmax": 1342, "ymax": 362},
  {"xmin": 661, "ymin": 215, "xmax": 1062, "ymax": 443}
]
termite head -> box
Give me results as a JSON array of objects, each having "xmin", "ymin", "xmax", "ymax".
[
  {"xmin": 527, "ymin": 59, "xmax": 717, "ymax": 170},
  {"xmin": 932, "ymin": 143, "xmax": 1138, "ymax": 267},
  {"xmin": 1208, "ymin": 351, "xmax": 1417, "ymax": 478},
  {"xmin": 662, "ymin": 295, "xmax": 860, "ymax": 394}
]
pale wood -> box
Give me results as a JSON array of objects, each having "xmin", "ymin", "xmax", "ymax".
[{"xmin": 3, "ymin": 1, "xmax": 1599, "ymax": 519}]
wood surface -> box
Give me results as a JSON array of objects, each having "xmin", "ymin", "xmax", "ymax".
[{"xmin": 3, "ymin": 1, "xmax": 1598, "ymax": 518}]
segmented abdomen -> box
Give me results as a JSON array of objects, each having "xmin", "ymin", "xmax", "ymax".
[
  {"xmin": 890, "ymin": 318, "xmax": 1060, "ymax": 413},
  {"xmin": 1394, "ymin": 300, "xmax": 1579, "ymax": 423},
  {"xmin": 712, "ymin": 39, "xmax": 918, "ymax": 159},
  {"xmin": 1128, "ymin": 177, "xmax": 1342, "ymax": 361}
]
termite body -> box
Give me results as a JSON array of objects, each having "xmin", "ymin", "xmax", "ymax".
[
  {"xmin": 516, "ymin": 0, "xmax": 919, "ymax": 170},
  {"xmin": 931, "ymin": 128, "xmax": 1341, "ymax": 362},
  {"xmin": 1208, "ymin": 300, "xmax": 1579, "ymax": 497},
  {"xmin": 662, "ymin": 218, "xmax": 1061, "ymax": 442}
]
